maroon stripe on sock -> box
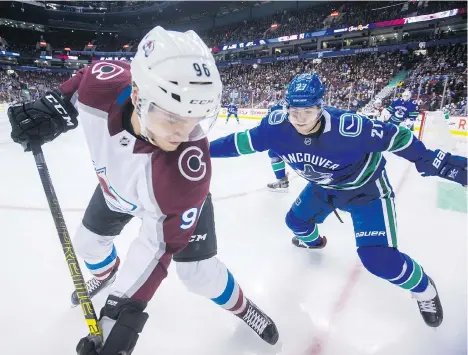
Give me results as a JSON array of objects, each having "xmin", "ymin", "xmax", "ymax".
[
  {"xmin": 228, "ymin": 287, "xmax": 245, "ymax": 313},
  {"xmin": 94, "ymin": 256, "xmax": 120, "ymax": 278}
]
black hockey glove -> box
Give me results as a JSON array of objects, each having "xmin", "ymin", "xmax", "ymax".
[
  {"xmin": 76, "ymin": 295, "xmax": 149, "ymax": 355},
  {"xmin": 415, "ymin": 149, "xmax": 467, "ymax": 186},
  {"xmin": 8, "ymin": 89, "xmax": 78, "ymax": 151}
]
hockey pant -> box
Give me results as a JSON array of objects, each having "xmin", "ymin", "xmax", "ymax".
[
  {"xmin": 226, "ymin": 113, "xmax": 239, "ymax": 122},
  {"xmin": 285, "ymin": 169, "xmax": 434, "ymax": 300},
  {"xmin": 73, "ymin": 185, "xmax": 247, "ymax": 314}
]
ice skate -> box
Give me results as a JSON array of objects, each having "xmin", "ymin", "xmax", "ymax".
[
  {"xmin": 239, "ymin": 299, "xmax": 279, "ymax": 345},
  {"xmin": 267, "ymin": 176, "xmax": 289, "ymax": 192},
  {"xmin": 292, "ymin": 235, "xmax": 327, "ymax": 249},
  {"xmin": 71, "ymin": 266, "xmax": 118, "ymax": 307},
  {"xmin": 414, "ymin": 277, "xmax": 443, "ymax": 327}
]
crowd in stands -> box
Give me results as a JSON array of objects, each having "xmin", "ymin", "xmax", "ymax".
[
  {"xmin": 1, "ymin": 43, "xmax": 466, "ymax": 116},
  {"xmin": 329, "ymin": 1, "xmax": 462, "ymax": 30},
  {"xmin": 220, "ymin": 52, "xmax": 405, "ymax": 110},
  {"xmin": 202, "ymin": 1, "xmax": 463, "ymax": 47},
  {"xmin": 395, "ymin": 44, "xmax": 467, "ymax": 114},
  {"xmin": 221, "ymin": 44, "xmax": 466, "ymax": 115},
  {"xmin": 0, "ymin": 0, "xmax": 466, "ymax": 116},
  {"xmin": 0, "ymin": 70, "xmax": 69, "ymax": 103},
  {"xmin": 1, "ymin": 1, "xmax": 464, "ymax": 53},
  {"xmin": 46, "ymin": 1, "xmax": 154, "ymax": 13}
]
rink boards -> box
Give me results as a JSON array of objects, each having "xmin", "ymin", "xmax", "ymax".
[{"xmin": 218, "ymin": 107, "xmax": 468, "ymax": 137}]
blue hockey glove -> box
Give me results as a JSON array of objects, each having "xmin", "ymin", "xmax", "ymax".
[{"xmin": 415, "ymin": 149, "xmax": 467, "ymax": 186}]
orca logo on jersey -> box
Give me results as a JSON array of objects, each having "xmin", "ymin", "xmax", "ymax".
[
  {"xmin": 268, "ymin": 110, "xmax": 286, "ymax": 125},
  {"xmin": 178, "ymin": 146, "xmax": 207, "ymax": 182},
  {"xmin": 91, "ymin": 62, "xmax": 124, "ymax": 81}
]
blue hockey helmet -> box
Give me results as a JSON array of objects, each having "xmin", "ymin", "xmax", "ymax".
[{"xmin": 286, "ymin": 73, "xmax": 325, "ymax": 108}]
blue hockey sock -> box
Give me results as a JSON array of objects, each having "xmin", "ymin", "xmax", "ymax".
[
  {"xmin": 389, "ymin": 252, "xmax": 429, "ymax": 292},
  {"xmin": 357, "ymin": 246, "xmax": 429, "ymax": 293},
  {"xmin": 271, "ymin": 160, "xmax": 286, "ymax": 179},
  {"xmin": 295, "ymin": 225, "xmax": 321, "ymax": 246},
  {"xmin": 285, "ymin": 210, "xmax": 321, "ymax": 245}
]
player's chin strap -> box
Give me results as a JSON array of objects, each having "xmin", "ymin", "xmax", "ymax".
[{"xmin": 305, "ymin": 107, "xmax": 324, "ymax": 135}]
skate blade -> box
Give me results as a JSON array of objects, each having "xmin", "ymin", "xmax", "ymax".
[{"xmin": 267, "ymin": 187, "xmax": 289, "ymax": 193}]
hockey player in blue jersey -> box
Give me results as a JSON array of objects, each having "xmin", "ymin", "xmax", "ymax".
[
  {"xmin": 226, "ymin": 103, "xmax": 240, "ymax": 124},
  {"xmin": 386, "ymin": 90, "xmax": 419, "ymax": 130},
  {"xmin": 209, "ymin": 73, "xmax": 467, "ymax": 328},
  {"xmin": 267, "ymin": 100, "xmax": 289, "ymax": 192}
]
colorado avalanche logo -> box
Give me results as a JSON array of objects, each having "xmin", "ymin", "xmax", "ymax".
[
  {"xmin": 297, "ymin": 164, "xmax": 334, "ymax": 184},
  {"xmin": 178, "ymin": 146, "xmax": 207, "ymax": 182},
  {"xmin": 142, "ymin": 40, "xmax": 155, "ymax": 57},
  {"xmin": 91, "ymin": 62, "xmax": 124, "ymax": 81},
  {"xmin": 95, "ymin": 167, "xmax": 137, "ymax": 212}
]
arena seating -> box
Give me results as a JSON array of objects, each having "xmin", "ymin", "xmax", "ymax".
[{"xmin": 0, "ymin": 1, "xmax": 466, "ymax": 114}]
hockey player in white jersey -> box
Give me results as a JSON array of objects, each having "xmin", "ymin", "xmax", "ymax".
[
  {"xmin": 8, "ymin": 27, "xmax": 278, "ymax": 354},
  {"xmin": 373, "ymin": 98, "xmax": 392, "ymax": 121}
]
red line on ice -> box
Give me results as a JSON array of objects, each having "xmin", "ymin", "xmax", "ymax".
[{"xmin": 303, "ymin": 162, "xmax": 413, "ymax": 355}]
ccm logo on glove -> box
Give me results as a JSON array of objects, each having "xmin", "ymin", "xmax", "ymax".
[{"xmin": 45, "ymin": 94, "xmax": 75, "ymax": 127}]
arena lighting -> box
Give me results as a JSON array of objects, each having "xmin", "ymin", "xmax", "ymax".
[
  {"xmin": 123, "ymin": 44, "xmax": 129, "ymax": 48},
  {"xmin": 271, "ymin": 23, "xmax": 278, "ymax": 29},
  {"xmin": 64, "ymin": 47, "xmax": 71, "ymax": 51},
  {"xmin": 330, "ymin": 11, "xmax": 339, "ymax": 17},
  {"xmin": 40, "ymin": 41, "xmax": 47, "ymax": 46},
  {"xmin": 87, "ymin": 43, "xmax": 93, "ymax": 47}
]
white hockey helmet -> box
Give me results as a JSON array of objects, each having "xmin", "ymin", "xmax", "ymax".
[
  {"xmin": 131, "ymin": 26, "xmax": 222, "ymax": 142},
  {"xmin": 402, "ymin": 89, "xmax": 411, "ymax": 102}
]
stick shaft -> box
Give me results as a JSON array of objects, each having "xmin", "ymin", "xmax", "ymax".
[{"xmin": 31, "ymin": 143, "xmax": 102, "ymax": 339}]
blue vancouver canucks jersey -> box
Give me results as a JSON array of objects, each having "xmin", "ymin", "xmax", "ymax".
[
  {"xmin": 227, "ymin": 104, "xmax": 238, "ymax": 114},
  {"xmin": 210, "ymin": 107, "xmax": 429, "ymax": 190},
  {"xmin": 386, "ymin": 98, "xmax": 419, "ymax": 124}
]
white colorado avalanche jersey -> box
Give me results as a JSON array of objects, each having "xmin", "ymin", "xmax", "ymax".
[{"xmin": 59, "ymin": 61, "xmax": 211, "ymax": 301}]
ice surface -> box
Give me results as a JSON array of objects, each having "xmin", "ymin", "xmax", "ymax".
[{"xmin": 0, "ymin": 113, "xmax": 466, "ymax": 355}]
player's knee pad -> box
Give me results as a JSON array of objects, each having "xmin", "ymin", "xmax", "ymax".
[
  {"xmin": 175, "ymin": 256, "xmax": 228, "ymax": 299},
  {"xmin": 73, "ymin": 223, "xmax": 115, "ymax": 259},
  {"xmin": 357, "ymin": 246, "xmax": 405, "ymax": 280},
  {"xmin": 285, "ymin": 209, "xmax": 315, "ymax": 235}
]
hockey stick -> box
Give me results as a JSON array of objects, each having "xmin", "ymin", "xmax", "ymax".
[{"xmin": 29, "ymin": 141, "xmax": 103, "ymax": 342}]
